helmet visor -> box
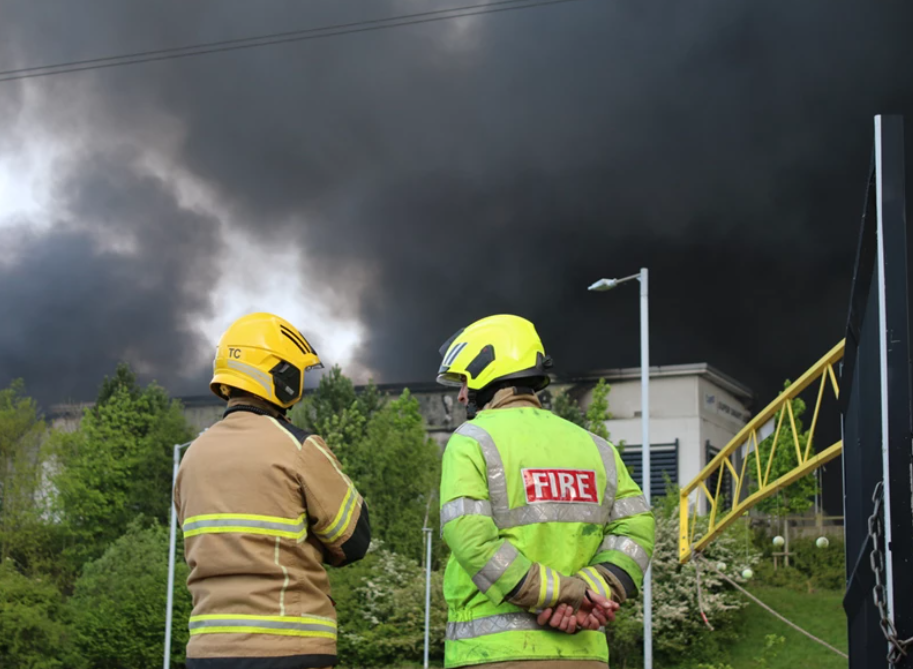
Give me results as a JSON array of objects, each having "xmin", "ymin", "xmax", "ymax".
[{"xmin": 436, "ymin": 372, "xmax": 465, "ymax": 387}]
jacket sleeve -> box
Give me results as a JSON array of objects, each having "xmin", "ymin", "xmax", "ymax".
[
  {"xmin": 590, "ymin": 445, "xmax": 656, "ymax": 598},
  {"xmin": 440, "ymin": 431, "xmax": 532, "ymax": 605},
  {"xmin": 298, "ymin": 434, "xmax": 371, "ymax": 567}
]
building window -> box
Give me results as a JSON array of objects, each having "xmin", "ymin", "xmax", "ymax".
[
  {"xmin": 619, "ymin": 441, "xmax": 679, "ymax": 498},
  {"xmin": 704, "ymin": 441, "xmax": 734, "ymax": 512}
]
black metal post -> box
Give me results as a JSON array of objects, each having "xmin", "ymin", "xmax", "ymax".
[
  {"xmin": 874, "ymin": 115, "xmax": 913, "ymax": 667},
  {"xmin": 842, "ymin": 115, "xmax": 913, "ymax": 668}
]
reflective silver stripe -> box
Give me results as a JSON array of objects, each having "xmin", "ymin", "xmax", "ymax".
[
  {"xmin": 455, "ymin": 423, "xmax": 509, "ymax": 521},
  {"xmin": 580, "ymin": 566, "xmax": 607, "ymax": 598},
  {"xmin": 455, "ymin": 425, "xmax": 621, "ymax": 529},
  {"xmin": 590, "ymin": 433, "xmax": 619, "ymax": 509},
  {"xmin": 226, "ymin": 359, "xmax": 273, "ymax": 396},
  {"xmin": 446, "ymin": 612, "xmax": 604, "ymax": 640},
  {"xmin": 472, "ymin": 542, "xmax": 519, "ymax": 593},
  {"xmin": 498, "ymin": 502, "xmax": 608, "ymax": 528},
  {"xmin": 441, "ymin": 497, "xmax": 492, "ymax": 526},
  {"xmin": 600, "ymin": 535, "xmax": 651, "ymax": 574},
  {"xmin": 183, "ymin": 517, "xmax": 306, "ymax": 535},
  {"xmin": 609, "ymin": 495, "xmax": 650, "ymax": 522},
  {"xmin": 444, "ymin": 341, "xmax": 468, "ymax": 366},
  {"xmin": 544, "ymin": 567, "xmax": 557, "ymax": 607},
  {"xmin": 317, "ymin": 487, "xmax": 357, "ymax": 541},
  {"xmin": 189, "ymin": 618, "xmax": 336, "ymax": 633}
]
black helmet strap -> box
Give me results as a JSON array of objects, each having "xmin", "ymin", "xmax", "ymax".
[{"xmin": 467, "ymin": 381, "xmax": 540, "ymax": 419}]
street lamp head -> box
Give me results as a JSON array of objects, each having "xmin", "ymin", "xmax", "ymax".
[{"xmin": 587, "ymin": 278, "xmax": 619, "ymax": 292}]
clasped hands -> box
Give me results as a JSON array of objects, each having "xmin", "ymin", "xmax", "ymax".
[{"xmin": 536, "ymin": 589, "xmax": 618, "ymax": 634}]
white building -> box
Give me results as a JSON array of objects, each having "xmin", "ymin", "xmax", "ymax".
[{"xmin": 557, "ymin": 364, "xmax": 753, "ymax": 506}]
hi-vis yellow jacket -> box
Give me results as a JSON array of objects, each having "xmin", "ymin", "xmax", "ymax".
[
  {"xmin": 440, "ymin": 389, "xmax": 655, "ymax": 668},
  {"xmin": 175, "ymin": 397, "xmax": 370, "ymax": 669}
]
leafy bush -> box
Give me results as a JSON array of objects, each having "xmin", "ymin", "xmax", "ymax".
[
  {"xmin": 608, "ymin": 488, "xmax": 760, "ymax": 667},
  {"xmin": 0, "ymin": 558, "xmax": 75, "ymax": 669},
  {"xmin": 331, "ymin": 542, "xmax": 446, "ymax": 667},
  {"xmin": 753, "ymin": 533, "xmax": 845, "ymax": 592},
  {"xmin": 68, "ymin": 520, "xmax": 192, "ymax": 669}
]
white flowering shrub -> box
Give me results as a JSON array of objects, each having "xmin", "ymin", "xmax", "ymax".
[
  {"xmin": 607, "ymin": 490, "xmax": 761, "ymax": 667},
  {"xmin": 330, "ymin": 541, "xmax": 447, "ymax": 667}
]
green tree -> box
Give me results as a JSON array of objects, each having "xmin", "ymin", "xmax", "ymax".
[
  {"xmin": 290, "ymin": 366, "xmax": 384, "ymax": 471},
  {"xmin": 0, "ymin": 558, "xmax": 75, "ymax": 669},
  {"xmin": 353, "ymin": 390, "xmax": 441, "ymax": 562},
  {"xmin": 550, "ymin": 379, "xmax": 617, "ymax": 445},
  {"xmin": 585, "ymin": 378, "xmax": 613, "ymax": 440},
  {"xmin": 751, "ymin": 382, "xmax": 817, "ymax": 519},
  {"xmin": 551, "ymin": 389, "xmax": 586, "ymax": 427},
  {"xmin": 292, "ymin": 370, "xmax": 441, "ymax": 562},
  {"xmin": 95, "ymin": 362, "xmax": 141, "ymax": 408},
  {"xmin": 0, "ymin": 380, "xmax": 50, "ymax": 570},
  {"xmin": 68, "ymin": 520, "xmax": 192, "ymax": 669},
  {"xmin": 51, "ymin": 366, "xmax": 194, "ymax": 582}
]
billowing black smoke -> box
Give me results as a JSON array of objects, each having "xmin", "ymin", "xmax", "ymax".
[{"xmin": 1, "ymin": 0, "xmax": 912, "ymax": 409}]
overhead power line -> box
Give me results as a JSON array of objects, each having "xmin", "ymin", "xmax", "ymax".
[{"xmin": 0, "ymin": 0, "xmax": 593, "ymax": 83}]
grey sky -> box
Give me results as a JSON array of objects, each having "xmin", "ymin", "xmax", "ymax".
[{"xmin": 1, "ymin": 0, "xmax": 911, "ymax": 408}]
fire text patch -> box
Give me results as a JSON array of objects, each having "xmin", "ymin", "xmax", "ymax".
[{"xmin": 521, "ymin": 468, "xmax": 599, "ymax": 504}]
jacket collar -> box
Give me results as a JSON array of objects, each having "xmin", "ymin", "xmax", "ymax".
[
  {"xmin": 223, "ymin": 396, "xmax": 287, "ymax": 420},
  {"xmin": 483, "ymin": 387, "xmax": 542, "ymax": 411}
]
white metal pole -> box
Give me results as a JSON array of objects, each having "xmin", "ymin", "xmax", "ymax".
[
  {"xmin": 640, "ymin": 267, "xmax": 652, "ymax": 669},
  {"xmin": 164, "ymin": 443, "xmax": 182, "ymax": 669},
  {"xmin": 423, "ymin": 527, "xmax": 432, "ymax": 668},
  {"xmin": 873, "ymin": 114, "xmax": 896, "ymax": 624}
]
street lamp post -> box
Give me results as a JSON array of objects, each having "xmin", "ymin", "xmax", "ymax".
[
  {"xmin": 588, "ymin": 268, "xmax": 652, "ymax": 669},
  {"xmin": 164, "ymin": 440, "xmax": 194, "ymax": 669}
]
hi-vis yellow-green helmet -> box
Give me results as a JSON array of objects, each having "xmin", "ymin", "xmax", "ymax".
[
  {"xmin": 436, "ymin": 314, "xmax": 553, "ymax": 392},
  {"xmin": 210, "ymin": 312, "xmax": 323, "ymax": 409}
]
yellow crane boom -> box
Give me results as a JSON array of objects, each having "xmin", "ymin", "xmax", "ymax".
[{"xmin": 679, "ymin": 340, "xmax": 845, "ymax": 563}]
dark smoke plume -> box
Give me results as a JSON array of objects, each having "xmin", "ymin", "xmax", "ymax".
[{"xmin": 1, "ymin": 0, "xmax": 913, "ymax": 410}]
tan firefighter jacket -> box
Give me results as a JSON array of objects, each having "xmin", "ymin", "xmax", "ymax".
[{"xmin": 175, "ymin": 397, "xmax": 371, "ymax": 669}]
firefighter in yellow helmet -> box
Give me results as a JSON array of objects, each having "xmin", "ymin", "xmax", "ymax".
[
  {"xmin": 437, "ymin": 314, "xmax": 656, "ymax": 668},
  {"xmin": 174, "ymin": 312, "xmax": 371, "ymax": 669}
]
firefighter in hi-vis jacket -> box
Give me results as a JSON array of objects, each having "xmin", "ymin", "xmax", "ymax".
[
  {"xmin": 175, "ymin": 312, "xmax": 371, "ymax": 669},
  {"xmin": 436, "ymin": 314, "xmax": 656, "ymax": 668}
]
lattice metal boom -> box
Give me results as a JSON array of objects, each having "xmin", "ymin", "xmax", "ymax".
[{"xmin": 679, "ymin": 340, "xmax": 845, "ymax": 564}]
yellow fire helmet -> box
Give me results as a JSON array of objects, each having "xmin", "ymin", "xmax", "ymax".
[
  {"xmin": 436, "ymin": 314, "xmax": 553, "ymax": 392},
  {"xmin": 210, "ymin": 312, "xmax": 324, "ymax": 409}
]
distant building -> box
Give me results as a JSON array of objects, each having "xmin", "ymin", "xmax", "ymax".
[
  {"xmin": 546, "ymin": 364, "xmax": 753, "ymax": 505},
  {"xmin": 48, "ymin": 363, "xmax": 753, "ymax": 506}
]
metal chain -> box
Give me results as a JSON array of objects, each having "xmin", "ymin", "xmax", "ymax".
[{"xmin": 868, "ymin": 481, "xmax": 913, "ymax": 665}]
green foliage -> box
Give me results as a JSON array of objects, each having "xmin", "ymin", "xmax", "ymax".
[
  {"xmin": 293, "ymin": 370, "xmax": 441, "ymax": 563},
  {"xmin": 610, "ymin": 485, "xmax": 759, "ymax": 668},
  {"xmin": 50, "ymin": 366, "xmax": 194, "ymax": 584},
  {"xmin": 753, "ymin": 534, "xmax": 845, "ymax": 592},
  {"xmin": 551, "ymin": 389, "xmax": 586, "ymax": 427},
  {"xmin": 751, "ymin": 382, "xmax": 817, "ymax": 518},
  {"xmin": 353, "ymin": 391, "xmax": 441, "ymax": 563},
  {"xmin": 550, "ymin": 379, "xmax": 619, "ymax": 446},
  {"xmin": 95, "ymin": 362, "xmax": 141, "ymax": 408},
  {"xmin": 585, "ymin": 378, "xmax": 613, "ymax": 440},
  {"xmin": 290, "ymin": 366, "xmax": 384, "ymax": 472},
  {"xmin": 0, "ymin": 558, "xmax": 75, "ymax": 669},
  {"xmin": 331, "ymin": 544, "xmax": 446, "ymax": 667},
  {"xmin": 68, "ymin": 519, "xmax": 192, "ymax": 669},
  {"xmin": 0, "ymin": 380, "xmax": 49, "ymax": 570}
]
